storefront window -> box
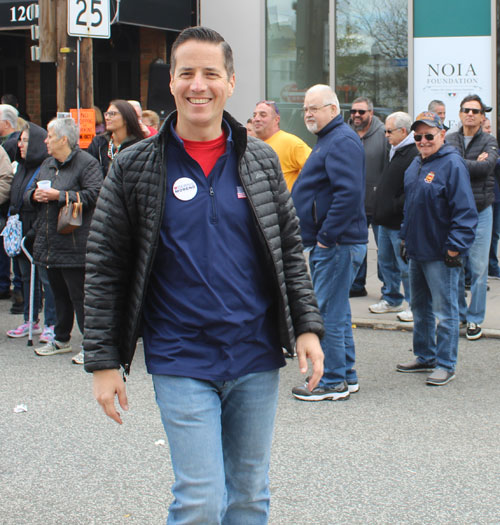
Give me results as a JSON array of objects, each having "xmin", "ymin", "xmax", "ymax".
[
  {"xmin": 266, "ymin": 0, "xmax": 330, "ymax": 145},
  {"xmin": 335, "ymin": 0, "xmax": 408, "ymax": 120},
  {"xmin": 266, "ymin": 0, "xmax": 408, "ymax": 140}
]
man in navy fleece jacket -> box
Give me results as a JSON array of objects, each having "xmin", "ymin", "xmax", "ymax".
[{"xmin": 292, "ymin": 84, "xmax": 368, "ymax": 401}]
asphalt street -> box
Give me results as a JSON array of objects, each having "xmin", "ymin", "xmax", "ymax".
[{"xmin": 1, "ymin": 294, "xmax": 499, "ymax": 525}]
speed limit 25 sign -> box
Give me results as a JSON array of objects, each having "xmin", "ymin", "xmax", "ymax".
[{"xmin": 68, "ymin": 0, "xmax": 110, "ymax": 38}]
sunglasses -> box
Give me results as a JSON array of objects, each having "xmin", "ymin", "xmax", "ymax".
[
  {"xmin": 385, "ymin": 127, "xmax": 402, "ymax": 135},
  {"xmin": 460, "ymin": 107, "xmax": 482, "ymax": 115},
  {"xmin": 414, "ymin": 133, "xmax": 439, "ymax": 142},
  {"xmin": 257, "ymin": 100, "xmax": 280, "ymax": 116},
  {"xmin": 350, "ymin": 109, "xmax": 368, "ymax": 115}
]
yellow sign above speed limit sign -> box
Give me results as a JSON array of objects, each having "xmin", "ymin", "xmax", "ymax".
[{"xmin": 68, "ymin": 0, "xmax": 110, "ymax": 38}]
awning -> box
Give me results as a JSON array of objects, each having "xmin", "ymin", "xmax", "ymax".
[
  {"xmin": 117, "ymin": 0, "xmax": 191, "ymax": 32},
  {"xmin": 0, "ymin": 1, "xmax": 37, "ymax": 30}
]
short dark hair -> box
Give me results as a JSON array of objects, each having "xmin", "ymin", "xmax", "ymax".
[
  {"xmin": 170, "ymin": 26, "xmax": 234, "ymax": 79},
  {"xmin": 1, "ymin": 94, "xmax": 18, "ymax": 107},
  {"xmin": 460, "ymin": 94, "xmax": 488, "ymax": 114},
  {"xmin": 352, "ymin": 97, "xmax": 374, "ymax": 111},
  {"xmin": 109, "ymin": 99, "xmax": 144, "ymax": 140}
]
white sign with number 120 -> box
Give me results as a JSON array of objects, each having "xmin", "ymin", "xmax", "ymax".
[{"xmin": 68, "ymin": 0, "xmax": 110, "ymax": 39}]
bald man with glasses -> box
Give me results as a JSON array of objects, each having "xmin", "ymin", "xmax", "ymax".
[{"xmin": 291, "ymin": 85, "xmax": 367, "ymax": 401}]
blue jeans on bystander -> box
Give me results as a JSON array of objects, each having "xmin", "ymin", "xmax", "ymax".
[
  {"xmin": 377, "ymin": 226, "xmax": 410, "ymax": 306},
  {"xmin": 459, "ymin": 205, "xmax": 492, "ymax": 324},
  {"xmin": 410, "ymin": 259, "xmax": 460, "ymax": 371},
  {"xmin": 310, "ymin": 243, "xmax": 366, "ymax": 386}
]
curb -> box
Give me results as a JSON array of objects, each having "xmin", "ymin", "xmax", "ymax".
[{"xmin": 352, "ymin": 318, "xmax": 500, "ymax": 339}]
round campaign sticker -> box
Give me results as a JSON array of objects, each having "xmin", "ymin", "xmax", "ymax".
[{"xmin": 173, "ymin": 177, "xmax": 198, "ymax": 201}]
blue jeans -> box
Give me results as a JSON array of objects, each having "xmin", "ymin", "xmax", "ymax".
[
  {"xmin": 377, "ymin": 226, "xmax": 410, "ymax": 306},
  {"xmin": 153, "ymin": 370, "xmax": 279, "ymax": 525},
  {"xmin": 410, "ymin": 259, "xmax": 460, "ymax": 372},
  {"xmin": 459, "ymin": 206, "xmax": 492, "ymax": 324},
  {"xmin": 351, "ymin": 217, "xmax": 379, "ymax": 292},
  {"xmin": 488, "ymin": 201, "xmax": 500, "ymax": 276},
  {"xmin": 310, "ymin": 243, "xmax": 366, "ymax": 386}
]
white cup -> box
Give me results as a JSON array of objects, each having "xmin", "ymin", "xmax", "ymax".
[{"xmin": 37, "ymin": 180, "xmax": 51, "ymax": 189}]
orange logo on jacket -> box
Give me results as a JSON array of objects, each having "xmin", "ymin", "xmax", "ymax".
[{"xmin": 424, "ymin": 171, "xmax": 435, "ymax": 184}]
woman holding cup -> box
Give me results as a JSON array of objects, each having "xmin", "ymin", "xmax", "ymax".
[
  {"xmin": 6, "ymin": 122, "xmax": 57, "ymax": 342},
  {"xmin": 25, "ymin": 117, "xmax": 102, "ymax": 364}
]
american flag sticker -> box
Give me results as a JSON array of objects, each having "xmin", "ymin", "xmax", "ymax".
[{"xmin": 236, "ymin": 186, "xmax": 247, "ymax": 199}]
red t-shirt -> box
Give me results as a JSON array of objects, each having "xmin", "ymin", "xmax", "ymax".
[{"xmin": 182, "ymin": 131, "xmax": 227, "ymax": 177}]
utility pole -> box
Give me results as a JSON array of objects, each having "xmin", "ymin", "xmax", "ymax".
[{"xmin": 38, "ymin": 0, "xmax": 94, "ymax": 111}]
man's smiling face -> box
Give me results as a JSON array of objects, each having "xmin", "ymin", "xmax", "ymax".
[{"xmin": 169, "ymin": 40, "xmax": 235, "ymax": 140}]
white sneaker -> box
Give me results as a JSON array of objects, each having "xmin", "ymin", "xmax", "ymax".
[
  {"xmin": 71, "ymin": 350, "xmax": 84, "ymax": 365},
  {"xmin": 35, "ymin": 340, "xmax": 72, "ymax": 356},
  {"xmin": 369, "ymin": 299, "xmax": 404, "ymax": 314},
  {"xmin": 397, "ymin": 309, "xmax": 413, "ymax": 322}
]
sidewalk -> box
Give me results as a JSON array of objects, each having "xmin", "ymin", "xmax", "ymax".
[{"xmin": 350, "ymin": 230, "xmax": 500, "ymax": 338}]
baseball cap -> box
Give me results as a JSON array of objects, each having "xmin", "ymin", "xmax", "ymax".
[{"xmin": 410, "ymin": 111, "xmax": 445, "ymax": 131}]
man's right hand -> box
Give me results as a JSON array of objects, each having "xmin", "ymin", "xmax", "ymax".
[{"xmin": 93, "ymin": 369, "xmax": 129, "ymax": 425}]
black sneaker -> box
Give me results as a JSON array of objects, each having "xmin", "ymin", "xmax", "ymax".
[
  {"xmin": 292, "ymin": 381, "xmax": 350, "ymax": 401},
  {"xmin": 396, "ymin": 358, "xmax": 435, "ymax": 373},
  {"xmin": 349, "ymin": 288, "xmax": 367, "ymax": 298},
  {"xmin": 426, "ymin": 368, "xmax": 456, "ymax": 386},
  {"xmin": 466, "ymin": 322, "xmax": 482, "ymax": 340},
  {"xmin": 0, "ymin": 289, "xmax": 11, "ymax": 300}
]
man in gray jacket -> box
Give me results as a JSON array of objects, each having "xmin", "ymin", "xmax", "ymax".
[
  {"xmin": 349, "ymin": 97, "xmax": 390, "ymax": 299},
  {"xmin": 85, "ymin": 26, "xmax": 324, "ymax": 524},
  {"xmin": 446, "ymin": 94, "xmax": 498, "ymax": 340}
]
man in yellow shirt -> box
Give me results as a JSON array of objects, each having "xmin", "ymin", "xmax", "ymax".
[{"xmin": 253, "ymin": 100, "xmax": 311, "ymax": 190}]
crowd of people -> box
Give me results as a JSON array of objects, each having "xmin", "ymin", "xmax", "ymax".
[
  {"xmin": 247, "ymin": 94, "xmax": 499, "ymax": 341},
  {"xmin": 0, "ymin": 98, "xmax": 161, "ymax": 364},
  {"xmin": 0, "ymin": 24, "xmax": 498, "ymax": 523}
]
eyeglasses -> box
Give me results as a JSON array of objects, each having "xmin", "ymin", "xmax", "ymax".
[
  {"xmin": 104, "ymin": 111, "xmax": 120, "ymax": 118},
  {"xmin": 385, "ymin": 127, "xmax": 402, "ymax": 135},
  {"xmin": 460, "ymin": 107, "xmax": 482, "ymax": 115},
  {"xmin": 414, "ymin": 133, "xmax": 439, "ymax": 142},
  {"xmin": 301, "ymin": 103, "xmax": 332, "ymax": 114},
  {"xmin": 350, "ymin": 109, "xmax": 369, "ymax": 116},
  {"xmin": 257, "ymin": 100, "xmax": 280, "ymax": 116}
]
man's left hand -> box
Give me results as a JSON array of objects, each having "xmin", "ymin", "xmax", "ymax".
[{"xmin": 295, "ymin": 332, "xmax": 324, "ymax": 391}]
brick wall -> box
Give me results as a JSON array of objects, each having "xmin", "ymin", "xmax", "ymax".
[
  {"xmin": 139, "ymin": 27, "xmax": 167, "ymax": 109},
  {"xmin": 25, "ymin": 42, "xmax": 41, "ymax": 125}
]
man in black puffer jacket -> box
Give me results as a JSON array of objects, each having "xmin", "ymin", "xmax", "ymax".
[
  {"xmin": 446, "ymin": 94, "xmax": 498, "ymax": 341},
  {"xmin": 84, "ymin": 26, "xmax": 324, "ymax": 524}
]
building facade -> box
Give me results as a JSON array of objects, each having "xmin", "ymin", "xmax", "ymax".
[{"xmin": 0, "ymin": 0, "xmax": 498, "ymax": 139}]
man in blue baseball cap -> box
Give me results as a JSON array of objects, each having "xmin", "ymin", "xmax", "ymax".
[{"xmin": 396, "ymin": 111, "xmax": 478, "ymax": 386}]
